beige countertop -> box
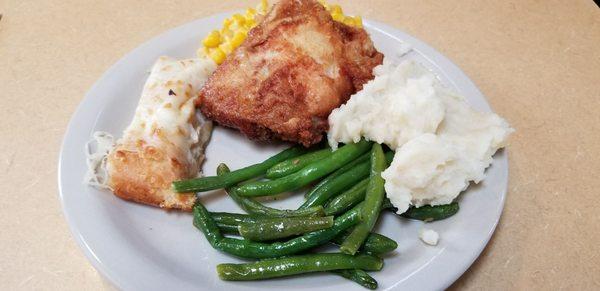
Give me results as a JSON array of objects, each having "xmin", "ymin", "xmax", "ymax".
[{"xmin": 1, "ymin": 0, "xmax": 599, "ymax": 289}]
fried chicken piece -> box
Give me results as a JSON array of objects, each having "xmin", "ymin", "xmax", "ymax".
[{"xmin": 198, "ymin": 0, "xmax": 383, "ymax": 146}]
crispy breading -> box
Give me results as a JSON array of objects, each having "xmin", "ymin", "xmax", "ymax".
[
  {"xmin": 198, "ymin": 0, "xmax": 383, "ymax": 146},
  {"xmin": 105, "ymin": 57, "xmax": 215, "ymax": 211},
  {"xmin": 107, "ymin": 142, "xmax": 198, "ymax": 211}
]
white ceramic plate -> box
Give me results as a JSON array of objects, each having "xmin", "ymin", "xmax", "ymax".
[{"xmin": 59, "ymin": 12, "xmax": 508, "ymax": 291}]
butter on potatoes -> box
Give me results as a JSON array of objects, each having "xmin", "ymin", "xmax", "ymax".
[{"xmin": 328, "ymin": 60, "xmax": 512, "ymax": 214}]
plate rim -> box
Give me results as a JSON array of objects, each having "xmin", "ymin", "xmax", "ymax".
[{"xmin": 58, "ymin": 13, "xmax": 508, "ymax": 291}]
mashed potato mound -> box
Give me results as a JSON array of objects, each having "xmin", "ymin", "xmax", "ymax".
[
  {"xmin": 328, "ymin": 61, "xmax": 445, "ymax": 150},
  {"xmin": 328, "ymin": 60, "xmax": 513, "ymax": 214}
]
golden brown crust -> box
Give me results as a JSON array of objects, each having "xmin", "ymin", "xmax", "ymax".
[
  {"xmin": 107, "ymin": 142, "xmax": 196, "ymax": 211},
  {"xmin": 198, "ymin": 0, "xmax": 383, "ymax": 147}
]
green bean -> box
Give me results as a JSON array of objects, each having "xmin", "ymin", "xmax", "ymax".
[
  {"xmin": 217, "ymin": 164, "xmax": 325, "ymax": 217},
  {"xmin": 235, "ymin": 140, "xmax": 372, "ymax": 197},
  {"xmin": 321, "ymin": 151, "xmax": 394, "ymax": 215},
  {"xmin": 380, "ymin": 198, "xmax": 460, "ymax": 221},
  {"xmin": 211, "ymin": 211, "xmax": 253, "ymax": 225},
  {"xmin": 401, "ymin": 202, "xmax": 460, "ymax": 222},
  {"xmin": 214, "ymin": 222, "xmax": 239, "ymax": 234},
  {"xmin": 193, "ymin": 201, "xmax": 364, "ymax": 259},
  {"xmin": 266, "ymin": 148, "xmax": 333, "ymax": 179},
  {"xmin": 299, "ymin": 160, "xmax": 370, "ymax": 209},
  {"xmin": 305, "ymin": 151, "xmax": 370, "ymax": 199},
  {"xmin": 324, "ymin": 178, "xmax": 369, "ymax": 216},
  {"xmin": 332, "ymin": 231, "xmax": 397, "ymax": 255},
  {"xmin": 192, "ymin": 201, "xmax": 224, "ymax": 247},
  {"xmin": 381, "ymin": 198, "xmax": 395, "ymax": 210},
  {"xmin": 333, "ymin": 269, "xmax": 378, "ymax": 290},
  {"xmin": 172, "ymin": 146, "xmax": 308, "ymax": 193},
  {"xmin": 211, "ymin": 212, "xmax": 254, "ymax": 234},
  {"xmin": 340, "ymin": 144, "xmax": 386, "ymax": 255},
  {"xmin": 216, "ymin": 253, "xmax": 383, "ymax": 281},
  {"xmin": 238, "ymin": 216, "xmax": 334, "ymax": 241}
]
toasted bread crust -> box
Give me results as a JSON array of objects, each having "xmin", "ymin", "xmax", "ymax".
[{"xmin": 107, "ymin": 141, "xmax": 197, "ymax": 211}]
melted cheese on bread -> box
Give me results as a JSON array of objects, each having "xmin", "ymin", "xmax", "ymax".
[{"xmin": 105, "ymin": 56, "xmax": 216, "ymax": 210}]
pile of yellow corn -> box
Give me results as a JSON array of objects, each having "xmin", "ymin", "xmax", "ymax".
[{"xmin": 199, "ymin": 0, "xmax": 363, "ymax": 64}]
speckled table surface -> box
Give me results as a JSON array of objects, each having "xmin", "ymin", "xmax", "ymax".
[{"xmin": 1, "ymin": 0, "xmax": 599, "ymax": 290}]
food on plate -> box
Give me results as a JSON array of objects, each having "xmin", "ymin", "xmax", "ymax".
[
  {"xmin": 188, "ymin": 141, "xmax": 405, "ymax": 288},
  {"xmin": 418, "ymin": 228, "xmax": 440, "ymax": 246},
  {"xmin": 199, "ymin": 0, "xmax": 364, "ymax": 64},
  {"xmin": 216, "ymin": 253, "xmax": 383, "ymax": 281},
  {"xmin": 198, "ymin": 0, "xmax": 383, "ymax": 146},
  {"xmin": 182, "ymin": 133, "xmax": 472, "ymax": 286},
  {"xmin": 328, "ymin": 60, "xmax": 513, "ymax": 213},
  {"xmin": 82, "ymin": 0, "xmax": 513, "ymax": 287},
  {"xmin": 87, "ymin": 56, "xmax": 216, "ymax": 210}
]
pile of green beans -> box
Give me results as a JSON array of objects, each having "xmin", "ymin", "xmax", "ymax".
[{"xmin": 184, "ymin": 141, "xmax": 460, "ymax": 288}]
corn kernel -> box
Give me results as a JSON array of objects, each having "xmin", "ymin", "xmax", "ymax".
[
  {"xmin": 223, "ymin": 18, "xmax": 232, "ymax": 27},
  {"xmin": 229, "ymin": 21, "xmax": 241, "ymax": 32},
  {"xmin": 232, "ymin": 13, "xmax": 246, "ymax": 25},
  {"xmin": 230, "ymin": 31, "xmax": 247, "ymax": 48},
  {"xmin": 209, "ymin": 48, "xmax": 226, "ymax": 64},
  {"xmin": 342, "ymin": 16, "xmax": 355, "ymax": 26},
  {"xmin": 331, "ymin": 12, "xmax": 344, "ymax": 22},
  {"xmin": 219, "ymin": 42, "xmax": 233, "ymax": 54},
  {"xmin": 329, "ymin": 4, "xmax": 343, "ymax": 15},
  {"xmin": 202, "ymin": 30, "xmax": 221, "ymax": 48},
  {"xmin": 245, "ymin": 18, "xmax": 257, "ymax": 29},
  {"xmin": 244, "ymin": 20, "xmax": 256, "ymax": 31},
  {"xmin": 354, "ymin": 15, "xmax": 363, "ymax": 28},
  {"xmin": 245, "ymin": 8, "xmax": 257, "ymax": 19},
  {"xmin": 220, "ymin": 27, "xmax": 233, "ymax": 40}
]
